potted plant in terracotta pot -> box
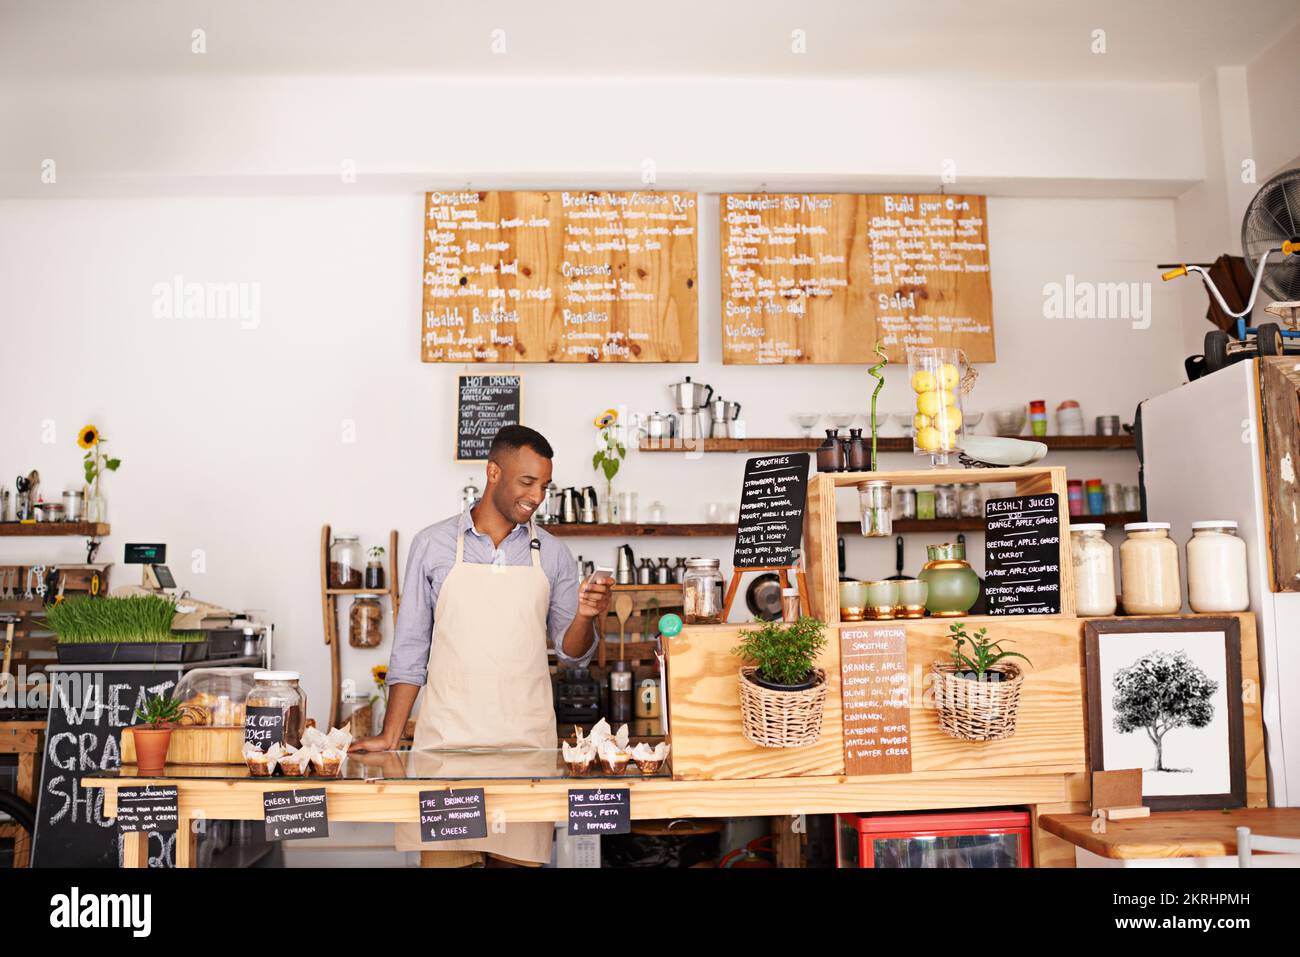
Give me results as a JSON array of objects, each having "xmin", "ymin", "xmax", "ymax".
[
  {"xmin": 732, "ymin": 616, "xmax": 829, "ymax": 749},
  {"xmin": 932, "ymin": 622, "xmax": 1031, "ymax": 741},
  {"xmin": 129, "ymin": 692, "xmax": 184, "ymax": 774}
]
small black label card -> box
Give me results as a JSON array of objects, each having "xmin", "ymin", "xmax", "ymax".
[
  {"xmin": 418, "ymin": 788, "xmax": 488, "ymax": 842},
  {"xmin": 115, "ymin": 785, "xmax": 178, "ymax": 833},
  {"xmin": 567, "ymin": 788, "xmax": 630, "ymax": 835},
  {"xmin": 244, "ymin": 705, "xmax": 285, "ymax": 751},
  {"xmin": 263, "ymin": 788, "xmax": 329, "ymax": 842}
]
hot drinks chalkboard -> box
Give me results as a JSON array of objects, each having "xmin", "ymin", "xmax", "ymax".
[
  {"xmin": 33, "ymin": 668, "xmax": 182, "ymax": 868},
  {"xmin": 732, "ymin": 453, "xmax": 809, "ymax": 570},
  {"xmin": 984, "ymin": 494, "xmax": 1063, "ymax": 615},
  {"xmin": 456, "ymin": 373, "xmax": 522, "ymax": 463}
]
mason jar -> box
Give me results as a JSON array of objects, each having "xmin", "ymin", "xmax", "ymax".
[
  {"xmin": 682, "ymin": 558, "xmax": 724, "ymax": 624},
  {"xmin": 1120, "ymin": 522, "xmax": 1181, "ymax": 614},
  {"xmin": 329, "ymin": 535, "xmax": 363, "ymax": 588}
]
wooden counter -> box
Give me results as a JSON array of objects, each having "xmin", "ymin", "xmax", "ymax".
[{"xmin": 1039, "ymin": 808, "xmax": 1300, "ymax": 860}]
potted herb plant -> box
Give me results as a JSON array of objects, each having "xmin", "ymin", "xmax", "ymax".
[
  {"xmin": 129, "ymin": 692, "xmax": 184, "ymax": 773},
  {"xmin": 45, "ymin": 595, "xmax": 207, "ymax": 663},
  {"xmin": 932, "ymin": 622, "xmax": 1031, "ymax": 741},
  {"xmin": 731, "ymin": 616, "xmax": 829, "ymax": 748}
]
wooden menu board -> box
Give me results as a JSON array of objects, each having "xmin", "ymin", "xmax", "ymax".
[
  {"xmin": 719, "ymin": 193, "xmax": 994, "ymax": 364},
  {"xmin": 422, "ymin": 190, "xmax": 698, "ymax": 363},
  {"xmin": 839, "ymin": 624, "xmax": 912, "ymax": 775}
]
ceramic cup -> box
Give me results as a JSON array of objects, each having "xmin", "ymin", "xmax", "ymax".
[
  {"xmin": 839, "ymin": 580, "xmax": 868, "ymax": 621},
  {"xmin": 864, "ymin": 579, "xmax": 900, "ymax": 619},
  {"xmin": 894, "ymin": 578, "xmax": 929, "ymax": 619}
]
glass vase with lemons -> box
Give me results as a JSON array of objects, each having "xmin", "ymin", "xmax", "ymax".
[{"xmin": 907, "ymin": 349, "xmax": 973, "ymax": 467}]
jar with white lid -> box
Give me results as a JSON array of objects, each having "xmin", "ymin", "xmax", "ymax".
[
  {"xmin": 1070, "ymin": 523, "xmax": 1116, "ymax": 616},
  {"xmin": 1120, "ymin": 522, "xmax": 1181, "ymax": 614},
  {"xmin": 682, "ymin": 558, "xmax": 724, "ymax": 624},
  {"xmin": 243, "ymin": 671, "xmax": 307, "ymax": 750},
  {"xmin": 1186, "ymin": 521, "xmax": 1249, "ymax": 612}
]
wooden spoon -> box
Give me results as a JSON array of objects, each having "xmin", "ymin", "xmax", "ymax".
[{"xmin": 614, "ymin": 593, "xmax": 635, "ymax": 661}]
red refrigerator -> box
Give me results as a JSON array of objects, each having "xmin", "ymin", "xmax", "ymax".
[{"xmin": 836, "ymin": 810, "xmax": 1033, "ymax": 868}]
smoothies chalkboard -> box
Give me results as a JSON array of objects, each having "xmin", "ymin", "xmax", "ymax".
[
  {"xmin": 983, "ymin": 494, "xmax": 1063, "ymax": 615},
  {"xmin": 456, "ymin": 373, "xmax": 521, "ymax": 462},
  {"xmin": 732, "ymin": 453, "xmax": 809, "ymax": 569}
]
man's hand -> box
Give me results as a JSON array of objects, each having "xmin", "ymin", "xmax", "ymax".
[
  {"xmin": 576, "ymin": 574, "xmax": 614, "ymax": 620},
  {"xmin": 348, "ymin": 734, "xmax": 396, "ymax": 753}
]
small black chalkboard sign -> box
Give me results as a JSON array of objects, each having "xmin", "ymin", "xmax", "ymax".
[
  {"xmin": 116, "ymin": 785, "xmax": 179, "ymax": 833},
  {"xmin": 984, "ymin": 493, "xmax": 1063, "ymax": 616},
  {"xmin": 244, "ymin": 705, "xmax": 284, "ymax": 751},
  {"xmin": 263, "ymin": 788, "xmax": 329, "ymax": 841},
  {"xmin": 457, "ymin": 373, "xmax": 522, "ymax": 462},
  {"xmin": 732, "ymin": 453, "xmax": 809, "ymax": 569},
  {"xmin": 418, "ymin": 788, "xmax": 488, "ymax": 842},
  {"xmin": 567, "ymin": 787, "xmax": 630, "ymax": 835}
]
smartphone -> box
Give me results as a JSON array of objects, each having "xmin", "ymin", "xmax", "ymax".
[{"xmin": 584, "ymin": 566, "xmax": 614, "ymax": 587}]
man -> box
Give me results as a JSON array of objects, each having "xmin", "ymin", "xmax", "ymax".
[{"xmin": 350, "ymin": 425, "xmax": 612, "ymax": 867}]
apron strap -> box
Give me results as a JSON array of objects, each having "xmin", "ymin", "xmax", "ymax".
[{"xmin": 528, "ymin": 519, "xmax": 542, "ymax": 568}]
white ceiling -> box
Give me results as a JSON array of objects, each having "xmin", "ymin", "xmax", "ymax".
[{"xmin": 1, "ymin": 0, "xmax": 1297, "ymax": 81}]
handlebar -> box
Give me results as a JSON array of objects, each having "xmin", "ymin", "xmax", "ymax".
[{"xmin": 1162, "ymin": 265, "xmax": 1188, "ymax": 281}]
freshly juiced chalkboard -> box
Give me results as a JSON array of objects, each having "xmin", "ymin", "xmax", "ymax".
[
  {"xmin": 732, "ymin": 453, "xmax": 809, "ymax": 569},
  {"xmin": 418, "ymin": 788, "xmax": 488, "ymax": 842},
  {"xmin": 456, "ymin": 373, "xmax": 522, "ymax": 462},
  {"xmin": 984, "ymin": 494, "xmax": 1063, "ymax": 616},
  {"xmin": 33, "ymin": 668, "xmax": 182, "ymax": 868}
]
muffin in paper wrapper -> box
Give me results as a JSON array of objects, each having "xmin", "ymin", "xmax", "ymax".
[
  {"xmin": 243, "ymin": 741, "xmax": 285, "ymax": 777},
  {"xmin": 277, "ymin": 745, "xmax": 315, "ymax": 776},
  {"xmin": 631, "ymin": 742, "xmax": 670, "ymax": 774},
  {"xmin": 303, "ymin": 724, "xmax": 352, "ymax": 775}
]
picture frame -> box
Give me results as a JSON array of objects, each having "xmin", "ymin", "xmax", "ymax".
[{"xmin": 1085, "ymin": 616, "xmax": 1245, "ymax": 811}]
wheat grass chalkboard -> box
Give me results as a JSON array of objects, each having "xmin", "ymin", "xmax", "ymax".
[
  {"xmin": 422, "ymin": 190, "xmax": 698, "ymax": 363},
  {"xmin": 720, "ymin": 193, "xmax": 994, "ymax": 364},
  {"xmin": 456, "ymin": 373, "xmax": 522, "ymax": 463}
]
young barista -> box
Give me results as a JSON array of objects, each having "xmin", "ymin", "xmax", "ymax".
[{"xmin": 350, "ymin": 425, "xmax": 613, "ymax": 867}]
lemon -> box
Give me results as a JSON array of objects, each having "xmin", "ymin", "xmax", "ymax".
[
  {"xmin": 939, "ymin": 363, "xmax": 960, "ymax": 390},
  {"xmin": 913, "ymin": 412, "xmax": 930, "ymax": 431},
  {"xmin": 945, "ymin": 429, "xmax": 959, "ymax": 449},
  {"xmin": 934, "ymin": 406, "xmax": 963, "ymax": 431},
  {"xmin": 910, "ymin": 370, "xmax": 935, "ymax": 394},
  {"xmin": 916, "ymin": 390, "xmax": 943, "ymax": 417},
  {"xmin": 916, "ymin": 426, "xmax": 942, "ymax": 451}
]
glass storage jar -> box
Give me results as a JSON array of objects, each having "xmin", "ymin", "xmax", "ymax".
[
  {"xmin": 349, "ymin": 597, "xmax": 384, "ymax": 648},
  {"xmin": 329, "ymin": 535, "xmax": 363, "ymax": 588},
  {"xmin": 934, "ymin": 484, "xmax": 958, "ymax": 520},
  {"xmin": 1119, "ymin": 522, "xmax": 1181, "ymax": 614},
  {"xmin": 1186, "ymin": 521, "xmax": 1249, "ymax": 612},
  {"xmin": 858, "ymin": 480, "xmax": 892, "ymax": 537},
  {"xmin": 364, "ymin": 552, "xmax": 385, "ymax": 589},
  {"xmin": 243, "ymin": 671, "xmax": 307, "ymax": 750},
  {"xmin": 172, "ymin": 667, "xmax": 260, "ymax": 726},
  {"xmin": 1070, "ymin": 524, "xmax": 1116, "ymax": 616},
  {"xmin": 682, "ymin": 558, "xmax": 724, "ymax": 624},
  {"xmin": 958, "ymin": 482, "xmax": 983, "ymax": 519},
  {"xmin": 893, "ymin": 487, "xmax": 917, "ymax": 521},
  {"xmin": 907, "ymin": 347, "xmax": 967, "ymax": 467}
]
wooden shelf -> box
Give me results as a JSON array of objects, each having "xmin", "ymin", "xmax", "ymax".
[
  {"xmin": 0, "ymin": 522, "xmax": 110, "ymax": 537},
  {"xmin": 638, "ymin": 435, "xmax": 1135, "ymax": 454},
  {"xmin": 544, "ymin": 513, "xmax": 1142, "ymax": 538},
  {"xmin": 324, "ymin": 588, "xmax": 391, "ymax": 596}
]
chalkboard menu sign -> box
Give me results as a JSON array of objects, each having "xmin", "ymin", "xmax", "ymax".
[
  {"xmin": 839, "ymin": 625, "xmax": 912, "ymax": 776},
  {"xmin": 116, "ymin": 786, "xmax": 179, "ymax": 833},
  {"xmin": 567, "ymin": 787, "xmax": 630, "ymax": 835},
  {"xmin": 456, "ymin": 373, "xmax": 522, "ymax": 462},
  {"xmin": 984, "ymin": 494, "xmax": 1063, "ymax": 616},
  {"xmin": 733, "ymin": 453, "xmax": 809, "ymax": 569},
  {"xmin": 263, "ymin": 788, "xmax": 329, "ymax": 841},
  {"xmin": 244, "ymin": 705, "xmax": 285, "ymax": 752},
  {"xmin": 33, "ymin": 668, "xmax": 182, "ymax": 868},
  {"xmin": 719, "ymin": 193, "xmax": 994, "ymax": 364},
  {"xmin": 422, "ymin": 190, "xmax": 698, "ymax": 363},
  {"xmin": 418, "ymin": 788, "xmax": 488, "ymax": 842}
]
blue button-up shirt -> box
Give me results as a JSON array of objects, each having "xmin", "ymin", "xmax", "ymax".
[{"xmin": 387, "ymin": 509, "xmax": 592, "ymax": 688}]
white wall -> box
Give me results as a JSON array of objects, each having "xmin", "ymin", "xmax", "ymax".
[{"xmin": 0, "ymin": 190, "xmax": 1183, "ymax": 723}]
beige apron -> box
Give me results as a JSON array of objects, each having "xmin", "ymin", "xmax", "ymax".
[{"xmin": 394, "ymin": 517, "xmax": 557, "ymax": 863}]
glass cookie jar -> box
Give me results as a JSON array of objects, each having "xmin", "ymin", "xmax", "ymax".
[{"xmin": 243, "ymin": 671, "xmax": 307, "ymax": 750}]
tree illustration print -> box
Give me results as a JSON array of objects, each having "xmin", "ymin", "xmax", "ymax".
[{"xmin": 1111, "ymin": 650, "xmax": 1218, "ymax": 773}]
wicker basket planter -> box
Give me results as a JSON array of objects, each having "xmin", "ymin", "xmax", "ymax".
[
  {"xmin": 931, "ymin": 661, "xmax": 1023, "ymax": 741},
  {"xmin": 738, "ymin": 666, "xmax": 828, "ymax": 749}
]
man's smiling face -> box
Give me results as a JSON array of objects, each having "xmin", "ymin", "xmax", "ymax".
[{"xmin": 488, "ymin": 445, "xmax": 553, "ymax": 525}]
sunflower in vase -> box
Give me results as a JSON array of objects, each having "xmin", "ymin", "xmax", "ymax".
[
  {"xmin": 77, "ymin": 424, "xmax": 122, "ymax": 523},
  {"xmin": 592, "ymin": 409, "xmax": 626, "ymax": 523}
]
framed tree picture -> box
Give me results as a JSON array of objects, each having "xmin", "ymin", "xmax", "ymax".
[{"xmin": 1084, "ymin": 617, "xmax": 1246, "ymax": 811}]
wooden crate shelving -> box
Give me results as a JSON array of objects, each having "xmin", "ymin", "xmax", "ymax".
[{"xmin": 804, "ymin": 466, "xmax": 1076, "ymax": 624}]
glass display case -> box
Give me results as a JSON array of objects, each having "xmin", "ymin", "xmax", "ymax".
[
  {"xmin": 171, "ymin": 667, "xmax": 261, "ymax": 727},
  {"xmin": 835, "ymin": 810, "xmax": 1032, "ymax": 868}
]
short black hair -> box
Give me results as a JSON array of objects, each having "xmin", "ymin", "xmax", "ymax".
[{"xmin": 488, "ymin": 425, "xmax": 554, "ymax": 461}]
